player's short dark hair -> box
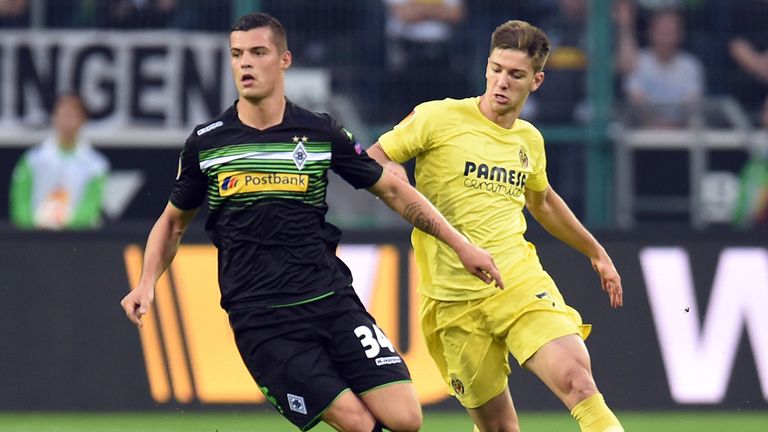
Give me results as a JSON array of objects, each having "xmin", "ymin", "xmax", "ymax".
[
  {"xmin": 230, "ymin": 12, "xmax": 288, "ymax": 52},
  {"xmin": 490, "ymin": 20, "xmax": 550, "ymax": 73}
]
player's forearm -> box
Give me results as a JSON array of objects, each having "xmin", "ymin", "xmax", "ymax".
[
  {"xmin": 730, "ymin": 39, "xmax": 762, "ymax": 73},
  {"xmin": 371, "ymin": 173, "xmax": 468, "ymax": 251},
  {"xmin": 529, "ymin": 190, "xmax": 606, "ymax": 260},
  {"xmin": 137, "ymin": 205, "xmax": 195, "ymax": 290}
]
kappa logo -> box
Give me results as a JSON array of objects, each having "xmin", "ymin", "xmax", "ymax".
[
  {"xmin": 535, "ymin": 291, "xmax": 556, "ymax": 307},
  {"xmin": 287, "ymin": 393, "xmax": 307, "ymax": 415},
  {"xmin": 375, "ymin": 356, "xmax": 403, "ymax": 366},
  {"xmin": 450, "ymin": 378, "xmax": 464, "ymax": 395},
  {"xmin": 196, "ymin": 120, "xmax": 223, "ymax": 136}
]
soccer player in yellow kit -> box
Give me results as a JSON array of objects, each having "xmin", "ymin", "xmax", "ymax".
[{"xmin": 368, "ymin": 20, "xmax": 625, "ymax": 432}]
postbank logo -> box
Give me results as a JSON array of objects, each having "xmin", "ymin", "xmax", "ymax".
[
  {"xmin": 123, "ymin": 244, "xmax": 448, "ymax": 406},
  {"xmin": 217, "ymin": 172, "xmax": 308, "ymax": 196}
]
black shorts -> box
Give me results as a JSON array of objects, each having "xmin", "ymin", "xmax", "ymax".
[{"xmin": 227, "ymin": 287, "xmax": 411, "ymax": 431}]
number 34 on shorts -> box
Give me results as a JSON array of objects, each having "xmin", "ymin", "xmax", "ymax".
[{"xmin": 354, "ymin": 324, "xmax": 403, "ymax": 365}]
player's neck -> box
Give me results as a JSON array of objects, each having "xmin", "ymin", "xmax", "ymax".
[
  {"xmin": 478, "ymin": 94, "xmax": 521, "ymax": 129},
  {"xmin": 237, "ymin": 93, "xmax": 286, "ymax": 131}
]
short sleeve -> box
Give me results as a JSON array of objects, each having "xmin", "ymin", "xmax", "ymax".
[
  {"xmin": 328, "ymin": 116, "xmax": 384, "ymax": 189},
  {"xmin": 169, "ymin": 134, "xmax": 208, "ymax": 210},
  {"xmin": 377, "ymin": 102, "xmax": 435, "ymax": 163},
  {"xmin": 525, "ymin": 134, "xmax": 549, "ymax": 192}
]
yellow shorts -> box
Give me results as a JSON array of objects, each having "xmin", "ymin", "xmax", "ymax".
[{"xmin": 420, "ymin": 252, "xmax": 591, "ymax": 408}]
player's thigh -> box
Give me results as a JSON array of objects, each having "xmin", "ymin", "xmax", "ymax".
[
  {"xmin": 360, "ymin": 382, "xmax": 422, "ymax": 432},
  {"xmin": 233, "ymin": 325, "xmax": 349, "ymax": 431},
  {"xmin": 422, "ymin": 296, "xmax": 511, "ymax": 409},
  {"xmin": 524, "ymin": 333, "xmax": 598, "ymax": 409}
]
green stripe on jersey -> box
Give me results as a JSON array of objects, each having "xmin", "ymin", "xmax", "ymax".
[{"xmin": 200, "ymin": 141, "xmax": 332, "ymax": 209}]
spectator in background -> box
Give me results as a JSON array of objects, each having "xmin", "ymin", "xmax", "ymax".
[
  {"xmin": 617, "ymin": 7, "xmax": 704, "ymax": 128},
  {"xmin": 47, "ymin": 0, "xmax": 230, "ymax": 30},
  {"xmin": 727, "ymin": 0, "xmax": 768, "ymax": 124},
  {"xmin": 0, "ymin": 0, "xmax": 29, "ymax": 27},
  {"xmin": 534, "ymin": 0, "xmax": 589, "ymax": 124},
  {"xmin": 9, "ymin": 93, "xmax": 110, "ymax": 230},
  {"xmin": 383, "ymin": 0, "xmax": 469, "ymax": 122},
  {"xmin": 100, "ymin": 0, "xmax": 177, "ymax": 28},
  {"xmin": 525, "ymin": 0, "xmax": 590, "ymax": 217},
  {"xmin": 733, "ymin": 97, "xmax": 768, "ymax": 227}
]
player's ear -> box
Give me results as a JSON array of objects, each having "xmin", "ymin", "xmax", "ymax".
[
  {"xmin": 530, "ymin": 71, "xmax": 545, "ymax": 92},
  {"xmin": 281, "ymin": 50, "xmax": 292, "ymax": 70}
]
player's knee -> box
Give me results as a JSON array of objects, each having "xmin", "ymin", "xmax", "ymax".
[
  {"xmin": 327, "ymin": 407, "xmax": 377, "ymax": 432},
  {"xmin": 565, "ymin": 367, "xmax": 598, "ymax": 402},
  {"xmin": 383, "ymin": 406, "xmax": 423, "ymax": 432},
  {"xmin": 474, "ymin": 420, "xmax": 520, "ymax": 432},
  {"xmin": 339, "ymin": 415, "xmax": 376, "ymax": 432}
]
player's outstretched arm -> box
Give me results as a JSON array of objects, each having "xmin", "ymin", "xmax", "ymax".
[
  {"xmin": 368, "ymin": 167, "xmax": 504, "ymax": 289},
  {"xmin": 120, "ymin": 202, "xmax": 198, "ymax": 327},
  {"xmin": 524, "ymin": 186, "xmax": 623, "ymax": 308}
]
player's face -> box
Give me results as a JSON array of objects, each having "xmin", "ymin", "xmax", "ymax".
[
  {"xmin": 229, "ymin": 27, "xmax": 291, "ymax": 102},
  {"xmin": 484, "ymin": 48, "xmax": 544, "ymax": 116},
  {"xmin": 53, "ymin": 96, "xmax": 86, "ymax": 140}
]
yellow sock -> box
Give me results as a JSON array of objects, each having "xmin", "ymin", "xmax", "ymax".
[{"xmin": 570, "ymin": 393, "xmax": 624, "ymax": 432}]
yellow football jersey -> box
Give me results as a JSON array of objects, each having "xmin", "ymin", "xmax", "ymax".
[{"xmin": 378, "ymin": 97, "xmax": 549, "ymax": 301}]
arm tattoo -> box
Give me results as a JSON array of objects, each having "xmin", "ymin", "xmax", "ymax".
[{"xmin": 403, "ymin": 202, "xmax": 441, "ymax": 237}]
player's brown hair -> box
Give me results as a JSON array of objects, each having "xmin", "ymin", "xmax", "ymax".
[{"xmin": 490, "ymin": 20, "xmax": 550, "ymax": 72}]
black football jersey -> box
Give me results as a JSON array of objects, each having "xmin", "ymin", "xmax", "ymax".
[{"xmin": 170, "ymin": 100, "xmax": 383, "ymax": 309}]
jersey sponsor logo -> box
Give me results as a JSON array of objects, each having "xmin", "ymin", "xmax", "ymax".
[
  {"xmin": 463, "ymin": 160, "xmax": 528, "ymax": 197},
  {"xmin": 196, "ymin": 120, "xmax": 223, "ymax": 136},
  {"xmin": 287, "ymin": 393, "xmax": 307, "ymax": 415},
  {"xmin": 220, "ymin": 175, "xmax": 239, "ymax": 190},
  {"xmin": 217, "ymin": 171, "xmax": 308, "ymax": 196}
]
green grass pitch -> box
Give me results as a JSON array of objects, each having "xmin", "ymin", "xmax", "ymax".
[{"xmin": 1, "ymin": 411, "xmax": 767, "ymax": 431}]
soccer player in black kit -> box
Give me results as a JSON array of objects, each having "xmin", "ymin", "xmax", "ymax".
[{"xmin": 120, "ymin": 12, "xmax": 503, "ymax": 432}]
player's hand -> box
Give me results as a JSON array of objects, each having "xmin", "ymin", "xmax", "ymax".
[
  {"xmin": 457, "ymin": 244, "xmax": 505, "ymax": 289},
  {"xmin": 591, "ymin": 253, "xmax": 623, "ymax": 308},
  {"xmin": 120, "ymin": 287, "xmax": 155, "ymax": 328}
]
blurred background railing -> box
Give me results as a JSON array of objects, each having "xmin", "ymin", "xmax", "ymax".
[{"xmin": 0, "ymin": 0, "xmax": 766, "ymax": 231}]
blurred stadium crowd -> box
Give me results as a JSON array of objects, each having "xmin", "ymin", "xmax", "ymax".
[{"xmin": 1, "ymin": 0, "xmax": 766, "ymax": 229}]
